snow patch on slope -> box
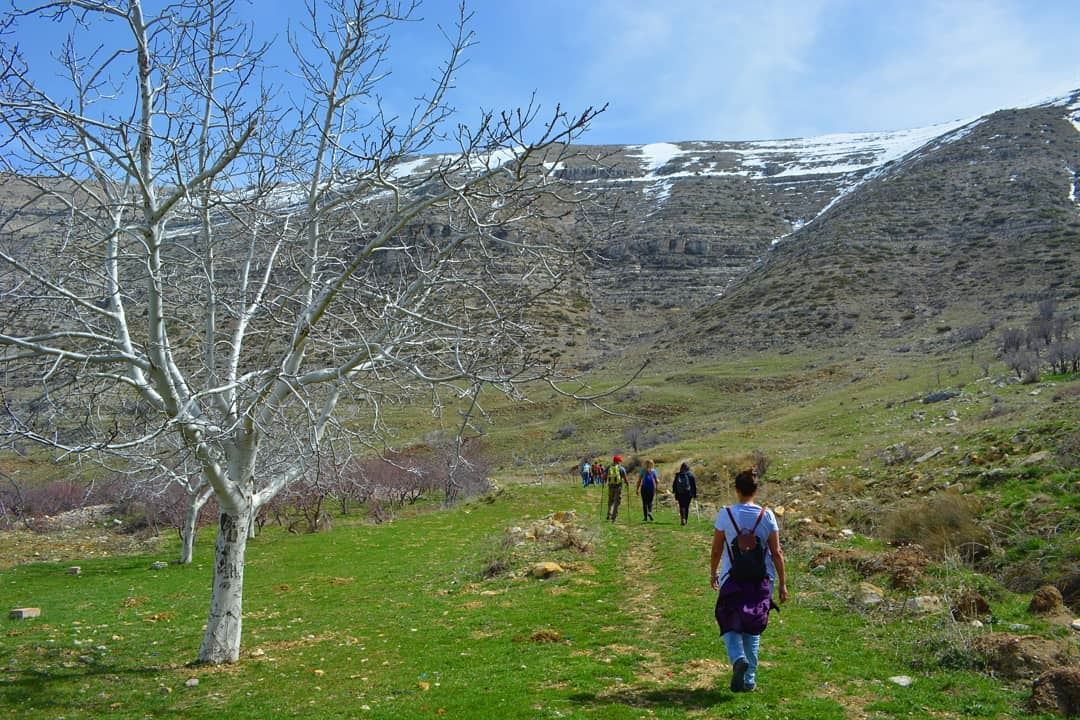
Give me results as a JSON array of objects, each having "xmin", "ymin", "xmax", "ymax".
[
  {"xmin": 769, "ymin": 117, "xmax": 984, "ymax": 245},
  {"xmin": 741, "ymin": 118, "xmax": 974, "ymax": 177},
  {"xmin": 1067, "ymin": 100, "xmax": 1080, "ymax": 136}
]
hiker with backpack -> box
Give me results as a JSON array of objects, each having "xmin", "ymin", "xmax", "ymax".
[
  {"xmin": 672, "ymin": 462, "xmax": 697, "ymax": 525},
  {"xmin": 709, "ymin": 467, "xmax": 788, "ymax": 694},
  {"xmin": 605, "ymin": 455, "xmax": 628, "ymax": 521},
  {"xmin": 635, "ymin": 458, "xmax": 658, "ymax": 521},
  {"xmin": 592, "ymin": 460, "xmax": 605, "ymax": 486},
  {"xmin": 581, "ymin": 459, "xmax": 592, "ymax": 487}
]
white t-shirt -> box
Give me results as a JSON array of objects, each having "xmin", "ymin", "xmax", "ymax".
[{"xmin": 714, "ymin": 502, "xmax": 779, "ymax": 582}]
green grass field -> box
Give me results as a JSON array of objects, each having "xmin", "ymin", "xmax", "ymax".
[{"xmin": 1, "ymin": 480, "xmax": 1063, "ymax": 719}]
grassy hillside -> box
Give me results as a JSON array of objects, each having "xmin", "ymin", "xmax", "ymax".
[
  {"xmin": 1, "ymin": 482, "xmax": 1068, "ymax": 720},
  {"xmin": 2, "ymin": 342, "xmax": 1077, "ymax": 719}
]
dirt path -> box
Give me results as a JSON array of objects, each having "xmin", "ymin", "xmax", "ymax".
[{"xmin": 600, "ymin": 522, "xmax": 729, "ymax": 698}]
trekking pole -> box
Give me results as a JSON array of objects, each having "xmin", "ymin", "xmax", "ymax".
[{"xmin": 693, "ymin": 499, "xmax": 702, "ymax": 523}]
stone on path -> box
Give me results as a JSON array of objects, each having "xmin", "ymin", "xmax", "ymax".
[
  {"xmin": 150, "ymin": 561, "xmax": 168, "ymax": 570},
  {"xmin": 889, "ymin": 676, "xmax": 914, "ymax": 687},
  {"xmin": 66, "ymin": 566, "xmax": 81, "ymax": 575}
]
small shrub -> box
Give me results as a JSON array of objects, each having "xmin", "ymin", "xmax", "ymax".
[
  {"xmin": 881, "ymin": 493, "xmax": 991, "ymax": 561},
  {"xmin": 555, "ymin": 424, "xmax": 576, "ymax": 440}
]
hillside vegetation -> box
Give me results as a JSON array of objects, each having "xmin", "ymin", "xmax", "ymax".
[{"xmin": 3, "ymin": 344, "xmax": 1078, "ymax": 719}]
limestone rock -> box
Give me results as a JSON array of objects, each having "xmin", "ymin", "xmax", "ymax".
[
  {"xmin": 903, "ymin": 596, "xmax": 946, "ymax": 615},
  {"xmin": 531, "ymin": 562, "xmax": 564, "ymax": 579},
  {"xmin": 66, "ymin": 566, "xmax": 81, "ymax": 575},
  {"xmin": 888, "ymin": 675, "xmax": 914, "ymax": 687},
  {"xmin": 150, "ymin": 561, "xmax": 168, "ymax": 570},
  {"xmin": 1022, "ymin": 450, "xmax": 1053, "ymax": 466},
  {"xmin": 857, "ymin": 582, "xmax": 885, "ymax": 607},
  {"xmin": 915, "ymin": 447, "xmax": 944, "ymax": 464}
]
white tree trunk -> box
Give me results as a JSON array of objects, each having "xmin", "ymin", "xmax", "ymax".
[
  {"xmin": 179, "ymin": 487, "xmax": 213, "ymax": 565},
  {"xmin": 197, "ymin": 506, "xmax": 251, "ymax": 663}
]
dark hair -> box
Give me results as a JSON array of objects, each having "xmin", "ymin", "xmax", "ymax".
[
  {"xmin": 678, "ymin": 462, "xmax": 690, "ymax": 473},
  {"xmin": 734, "ymin": 468, "xmax": 759, "ymax": 497}
]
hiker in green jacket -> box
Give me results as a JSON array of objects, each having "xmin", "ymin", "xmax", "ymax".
[{"xmin": 606, "ymin": 455, "xmax": 628, "ymax": 521}]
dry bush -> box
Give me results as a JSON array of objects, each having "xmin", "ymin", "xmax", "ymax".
[{"xmin": 881, "ymin": 493, "xmax": 991, "ymax": 561}]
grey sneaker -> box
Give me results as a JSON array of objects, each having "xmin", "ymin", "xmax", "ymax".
[{"xmin": 730, "ymin": 658, "xmax": 749, "ymax": 692}]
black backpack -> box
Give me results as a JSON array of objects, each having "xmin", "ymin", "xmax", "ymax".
[
  {"xmin": 674, "ymin": 471, "xmax": 692, "ymax": 496},
  {"xmin": 725, "ymin": 506, "xmax": 767, "ymax": 582}
]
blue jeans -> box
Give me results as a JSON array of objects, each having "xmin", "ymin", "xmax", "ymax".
[{"xmin": 723, "ymin": 631, "xmax": 761, "ymax": 687}]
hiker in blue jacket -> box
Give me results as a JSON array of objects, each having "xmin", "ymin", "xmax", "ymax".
[
  {"xmin": 709, "ymin": 467, "xmax": 788, "ymax": 693},
  {"xmin": 635, "ymin": 458, "xmax": 658, "ymax": 521}
]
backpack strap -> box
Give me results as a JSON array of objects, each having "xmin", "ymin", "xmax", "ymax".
[
  {"xmin": 723, "ymin": 506, "xmax": 740, "ymax": 565},
  {"xmin": 724, "ymin": 506, "xmax": 741, "ymax": 533},
  {"xmin": 749, "ymin": 506, "xmax": 766, "ymax": 533}
]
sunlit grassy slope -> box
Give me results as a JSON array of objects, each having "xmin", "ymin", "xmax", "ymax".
[{"xmin": 1, "ymin": 481, "xmax": 1063, "ymax": 720}]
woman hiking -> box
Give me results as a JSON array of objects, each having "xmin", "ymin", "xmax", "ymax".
[
  {"xmin": 672, "ymin": 462, "xmax": 697, "ymax": 525},
  {"xmin": 709, "ymin": 467, "xmax": 788, "ymax": 693},
  {"xmin": 635, "ymin": 458, "xmax": 658, "ymax": 521}
]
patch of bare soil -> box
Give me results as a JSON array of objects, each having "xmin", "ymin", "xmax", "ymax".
[
  {"xmin": 1030, "ymin": 667, "xmax": 1080, "ymax": 717},
  {"xmin": 812, "ymin": 680, "xmax": 874, "ymax": 720},
  {"xmin": 972, "ymin": 633, "xmax": 1079, "ymax": 680}
]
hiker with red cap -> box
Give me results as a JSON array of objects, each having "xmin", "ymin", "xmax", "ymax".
[{"xmin": 605, "ymin": 454, "xmax": 628, "ymax": 521}]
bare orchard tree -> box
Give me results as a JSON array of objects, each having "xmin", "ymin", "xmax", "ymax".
[{"xmin": 0, "ymin": 0, "xmax": 601, "ymax": 663}]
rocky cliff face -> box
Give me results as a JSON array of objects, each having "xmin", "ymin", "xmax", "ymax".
[{"xmin": 526, "ymin": 91, "xmax": 1080, "ymax": 354}]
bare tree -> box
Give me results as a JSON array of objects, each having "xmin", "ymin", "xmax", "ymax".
[{"xmin": 0, "ymin": 0, "xmax": 601, "ymax": 663}]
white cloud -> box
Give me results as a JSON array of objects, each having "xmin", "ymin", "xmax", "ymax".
[{"xmin": 553, "ymin": 0, "xmax": 1080, "ymax": 142}]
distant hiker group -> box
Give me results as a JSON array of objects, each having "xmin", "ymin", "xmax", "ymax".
[
  {"xmin": 578, "ymin": 455, "xmax": 789, "ymax": 695},
  {"xmin": 580, "ymin": 455, "xmax": 697, "ymax": 524}
]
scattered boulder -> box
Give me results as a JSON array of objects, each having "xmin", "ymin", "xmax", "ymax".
[
  {"xmin": 903, "ymin": 596, "xmax": 946, "ymax": 615},
  {"xmin": 531, "ymin": 562, "xmax": 563, "ymax": 579},
  {"xmin": 915, "ymin": 447, "xmax": 944, "ymax": 463},
  {"xmin": 66, "ymin": 566, "xmax": 81, "ymax": 576},
  {"xmin": 880, "ymin": 443, "xmax": 913, "ymax": 466},
  {"xmin": 150, "ymin": 561, "xmax": 168, "ymax": 570},
  {"xmin": 1022, "ymin": 451, "xmax": 1054, "ymax": 467},
  {"xmin": 972, "ymin": 633, "xmax": 1077, "ymax": 680},
  {"xmin": 185, "ymin": 678, "xmax": 200, "ymax": 688},
  {"xmin": 857, "ymin": 582, "xmax": 885, "ymax": 608},
  {"xmin": 1029, "ymin": 667, "xmax": 1080, "ymax": 718},
  {"xmin": 922, "ymin": 390, "xmax": 959, "ymax": 404},
  {"xmin": 1030, "ymin": 586, "xmax": 1066, "ymax": 616},
  {"xmin": 951, "ymin": 589, "xmax": 991, "ymax": 621},
  {"xmin": 888, "ymin": 675, "xmax": 914, "ymax": 687}
]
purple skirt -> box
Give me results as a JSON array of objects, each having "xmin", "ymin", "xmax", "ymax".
[{"xmin": 714, "ymin": 576, "xmax": 778, "ymax": 635}]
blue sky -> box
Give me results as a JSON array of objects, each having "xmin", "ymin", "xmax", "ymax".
[
  {"xmin": 333, "ymin": 0, "xmax": 1080, "ymax": 144},
  {"xmin": 10, "ymin": 0, "xmax": 1080, "ymax": 146}
]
